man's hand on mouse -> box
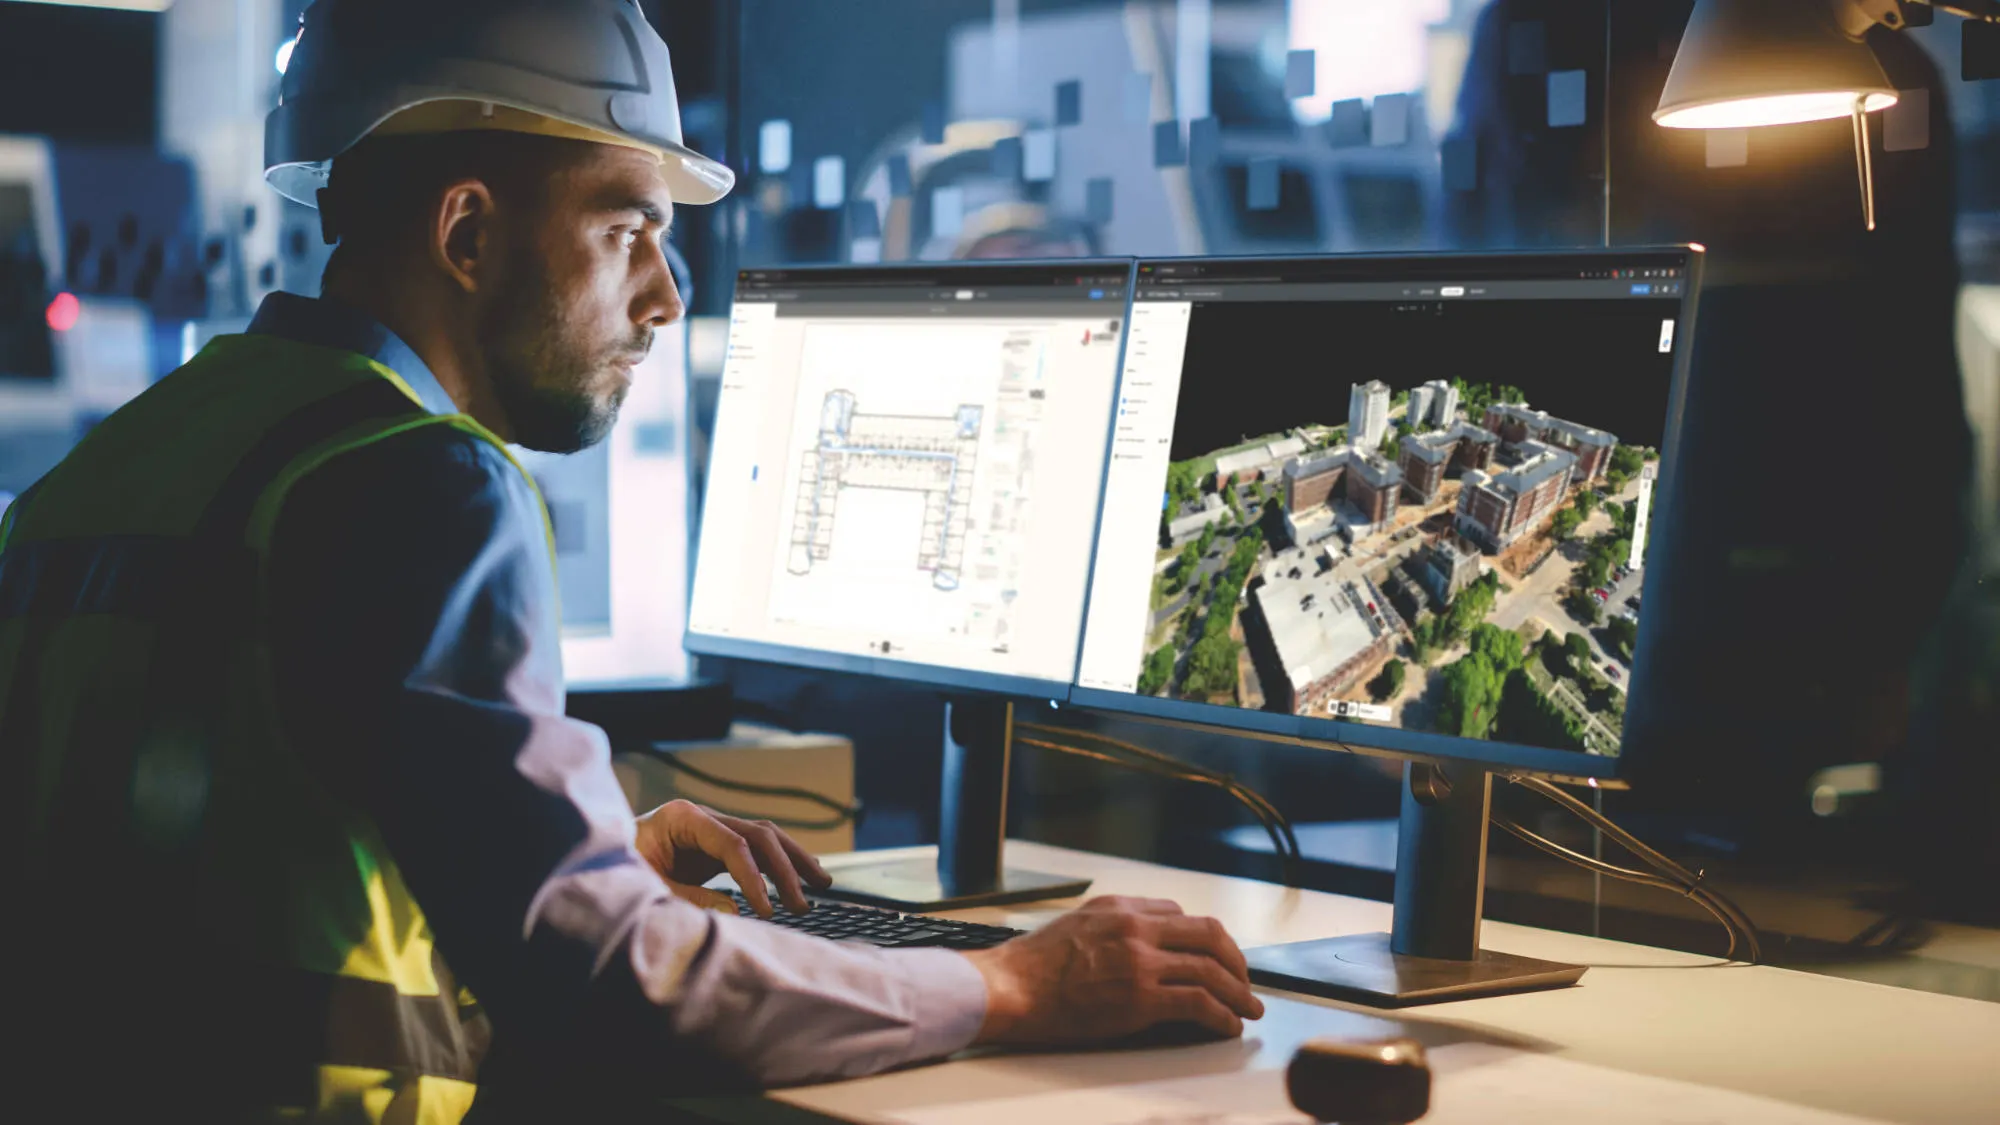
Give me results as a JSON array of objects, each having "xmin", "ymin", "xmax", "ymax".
[{"xmin": 962, "ymin": 895, "xmax": 1265, "ymax": 1044}]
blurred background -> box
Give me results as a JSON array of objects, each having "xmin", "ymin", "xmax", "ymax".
[{"xmin": 4, "ymin": 0, "xmax": 1997, "ymax": 1000}]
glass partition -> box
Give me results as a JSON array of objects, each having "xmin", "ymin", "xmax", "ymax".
[{"xmin": 727, "ymin": 0, "xmax": 1610, "ymax": 269}]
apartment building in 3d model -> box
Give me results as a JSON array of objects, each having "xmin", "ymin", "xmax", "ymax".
[
  {"xmin": 1395, "ymin": 394, "xmax": 1620, "ymax": 552},
  {"xmin": 1347, "ymin": 380, "xmax": 1391, "ymax": 454},
  {"xmin": 1454, "ymin": 441, "xmax": 1579, "ymax": 550},
  {"xmin": 1398, "ymin": 421, "xmax": 1498, "ymax": 504},
  {"xmin": 1272, "ymin": 384, "xmax": 1619, "ymax": 554},
  {"xmin": 1481, "ymin": 402, "xmax": 1617, "ymax": 482}
]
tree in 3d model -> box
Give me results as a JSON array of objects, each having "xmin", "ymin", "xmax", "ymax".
[
  {"xmin": 1552, "ymin": 507, "xmax": 1583, "ymax": 541},
  {"xmin": 1563, "ymin": 632, "xmax": 1593, "ymax": 677},
  {"xmin": 1371, "ymin": 659, "xmax": 1407, "ymax": 702},
  {"xmin": 1176, "ymin": 543, "xmax": 1201, "ymax": 592},
  {"xmin": 1138, "ymin": 645, "xmax": 1176, "ymax": 696},
  {"xmin": 1607, "ymin": 616, "xmax": 1638, "ymax": 661}
]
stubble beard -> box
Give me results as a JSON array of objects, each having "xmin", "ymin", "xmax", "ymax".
[{"xmin": 482, "ymin": 263, "xmax": 645, "ymax": 454}]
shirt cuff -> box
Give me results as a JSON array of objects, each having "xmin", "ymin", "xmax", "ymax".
[{"xmin": 892, "ymin": 947, "xmax": 989, "ymax": 1063}]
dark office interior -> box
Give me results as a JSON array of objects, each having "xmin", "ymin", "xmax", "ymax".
[{"xmin": 3, "ymin": 1, "xmax": 1997, "ymax": 1121}]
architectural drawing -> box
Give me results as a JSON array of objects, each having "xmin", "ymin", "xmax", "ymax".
[{"xmin": 786, "ymin": 390, "xmax": 985, "ymax": 590}]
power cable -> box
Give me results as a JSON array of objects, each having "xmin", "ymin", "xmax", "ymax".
[
  {"xmin": 1500, "ymin": 773, "xmax": 1762, "ymax": 963},
  {"xmin": 1016, "ymin": 726, "xmax": 1758, "ymax": 959},
  {"xmin": 1016, "ymin": 722, "xmax": 1300, "ymax": 860},
  {"xmin": 1490, "ymin": 812, "xmax": 1746, "ymax": 963},
  {"xmin": 1015, "ymin": 722, "xmax": 1300, "ymax": 886},
  {"xmin": 687, "ymin": 801, "xmax": 861, "ymax": 834},
  {"xmin": 1276, "ymin": 730, "xmax": 1762, "ymax": 961},
  {"xmin": 1016, "ymin": 736, "xmax": 1299, "ymax": 887},
  {"xmin": 640, "ymin": 744, "xmax": 865, "ymax": 829}
]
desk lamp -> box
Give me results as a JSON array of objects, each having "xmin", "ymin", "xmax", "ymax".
[{"xmin": 1654, "ymin": 0, "xmax": 2000, "ymax": 229}]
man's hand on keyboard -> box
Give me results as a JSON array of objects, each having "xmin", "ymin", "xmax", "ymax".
[
  {"xmin": 962, "ymin": 895, "xmax": 1264, "ymax": 1045},
  {"xmin": 634, "ymin": 799, "xmax": 832, "ymax": 918}
]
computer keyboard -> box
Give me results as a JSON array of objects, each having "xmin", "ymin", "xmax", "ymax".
[{"xmin": 728, "ymin": 892, "xmax": 1023, "ymax": 950}]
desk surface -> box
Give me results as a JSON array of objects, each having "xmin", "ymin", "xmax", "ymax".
[{"xmin": 698, "ymin": 842, "xmax": 2000, "ymax": 1125}]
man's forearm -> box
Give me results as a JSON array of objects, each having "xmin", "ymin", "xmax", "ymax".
[{"xmin": 637, "ymin": 900, "xmax": 988, "ymax": 1085}]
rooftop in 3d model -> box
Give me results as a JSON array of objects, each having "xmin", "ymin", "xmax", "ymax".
[
  {"xmin": 1214, "ymin": 436, "xmax": 1308, "ymax": 482},
  {"xmin": 1252, "ymin": 547, "xmax": 1396, "ymax": 713}
]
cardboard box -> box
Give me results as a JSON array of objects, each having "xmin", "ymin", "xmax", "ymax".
[{"xmin": 613, "ymin": 723, "xmax": 856, "ymax": 855}]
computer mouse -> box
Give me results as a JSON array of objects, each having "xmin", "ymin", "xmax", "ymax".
[{"xmin": 1285, "ymin": 1036, "xmax": 1430, "ymax": 1124}]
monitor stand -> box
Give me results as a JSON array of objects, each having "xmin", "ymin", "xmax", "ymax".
[
  {"xmin": 819, "ymin": 696, "xmax": 1093, "ymax": 912},
  {"xmin": 1244, "ymin": 761, "xmax": 1586, "ymax": 1008}
]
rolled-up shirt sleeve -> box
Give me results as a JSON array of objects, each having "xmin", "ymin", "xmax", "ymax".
[{"xmin": 264, "ymin": 424, "xmax": 986, "ymax": 1094}]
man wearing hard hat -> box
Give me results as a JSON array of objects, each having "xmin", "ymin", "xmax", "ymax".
[{"xmin": 0, "ymin": 1, "xmax": 1260, "ymax": 1120}]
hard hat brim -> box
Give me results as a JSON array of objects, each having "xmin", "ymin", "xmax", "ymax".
[
  {"xmin": 266, "ymin": 93, "xmax": 736, "ymax": 209},
  {"xmin": 657, "ymin": 141, "xmax": 736, "ymax": 205}
]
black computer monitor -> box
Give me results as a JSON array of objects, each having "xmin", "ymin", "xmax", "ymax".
[
  {"xmin": 1068, "ymin": 248, "xmax": 1704, "ymax": 1004},
  {"xmin": 687, "ymin": 259, "xmax": 1135, "ymax": 908}
]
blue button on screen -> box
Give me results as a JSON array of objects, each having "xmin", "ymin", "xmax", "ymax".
[
  {"xmin": 1090, "ymin": 288, "xmax": 1105, "ymax": 299},
  {"xmin": 1630, "ymin": 283, "xmax": 1652, "ymax": 295}
]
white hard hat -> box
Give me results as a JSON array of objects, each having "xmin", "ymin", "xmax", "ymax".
[{"xmin": 264, "ymin": 0, "xmax": 734, "ymax": 208}]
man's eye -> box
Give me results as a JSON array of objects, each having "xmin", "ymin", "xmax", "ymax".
[{"xmin": 616, "ymin": 229, "xmax": 640, "ymax": 249}]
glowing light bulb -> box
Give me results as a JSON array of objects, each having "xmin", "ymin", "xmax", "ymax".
[{"xmin": 1656, "ymin": 91, "xmax": 1896, "ymax": 130}]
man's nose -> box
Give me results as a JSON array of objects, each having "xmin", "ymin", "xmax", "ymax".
[{"xmin": 636, "ymin": 246, "xmax": 685, "ymax": 328}]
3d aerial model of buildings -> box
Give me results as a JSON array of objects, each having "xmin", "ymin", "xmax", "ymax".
[{"xmin": 1148, "ymin": 373, "xmax": 1636, "ymax": 750}]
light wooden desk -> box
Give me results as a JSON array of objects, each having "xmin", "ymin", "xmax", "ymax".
[{"xmin": 684, "ymin": 842, "xmax": 2000, "ymax": 1125}]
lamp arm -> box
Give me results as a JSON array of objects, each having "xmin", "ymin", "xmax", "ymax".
[
  {"xmin": 1832, "ymin": 0, "xmax": 1908, "ymax": 35},
  {"xmin": 1877, "ymin": 0, "xmax": 2000, "ymax": 26}
]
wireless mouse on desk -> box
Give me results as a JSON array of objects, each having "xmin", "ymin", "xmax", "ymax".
[{"xmin": 1286, "ymin": 1036, "xmax": 1431, "ymax": 1123}]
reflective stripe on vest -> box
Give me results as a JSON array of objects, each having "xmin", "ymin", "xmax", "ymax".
[{"xmin": 0, "ymin": 333, "xmax": 538, "ymax": 1122}]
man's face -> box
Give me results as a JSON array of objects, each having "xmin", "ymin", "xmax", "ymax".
[{"xmin": 479, "ymin": 145, "xmax": 683, "ymax": 453}]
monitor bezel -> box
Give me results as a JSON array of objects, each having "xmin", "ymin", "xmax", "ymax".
[
  {"xmin": 1066, "ymin": 245, "xmax": 1706, "ymax": 784},
  {"xmin": 684, "ymin": 256, "xmax": 1138, "ymax": 701}
]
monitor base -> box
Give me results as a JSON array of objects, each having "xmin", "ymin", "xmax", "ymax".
[
  {"xmin": 821, "ymin": 856, "xmax": 1091, "ymax": 912},
  {"xmin": 818, "ymin": 697, "xmax": 1093, "ymax": 912},
  {"xmin": 1246, "ymin": 932, "xmax": 1585, "ymax": 1008},
  {"xmin": 1247, "ymin": 762, "xmax": 1587, "ymax": 1008}
]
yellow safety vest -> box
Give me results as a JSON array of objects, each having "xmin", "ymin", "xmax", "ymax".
[{"xmin": 0, "ymin": 333, "xmax": 545, "ymax": 1123}]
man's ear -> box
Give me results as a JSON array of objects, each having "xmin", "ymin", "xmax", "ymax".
[
  {"xmin": 315, "ymin": 188, "xmax": 340, "ymax": 245},
  {"xmin": 432, "ymin": 179, "xmax": 497, "ymax": 295}
]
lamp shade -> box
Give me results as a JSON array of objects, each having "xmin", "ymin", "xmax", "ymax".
[{"xmin": 1655, "ymin": 0, "xmax": 1898, "ymax": 129}]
